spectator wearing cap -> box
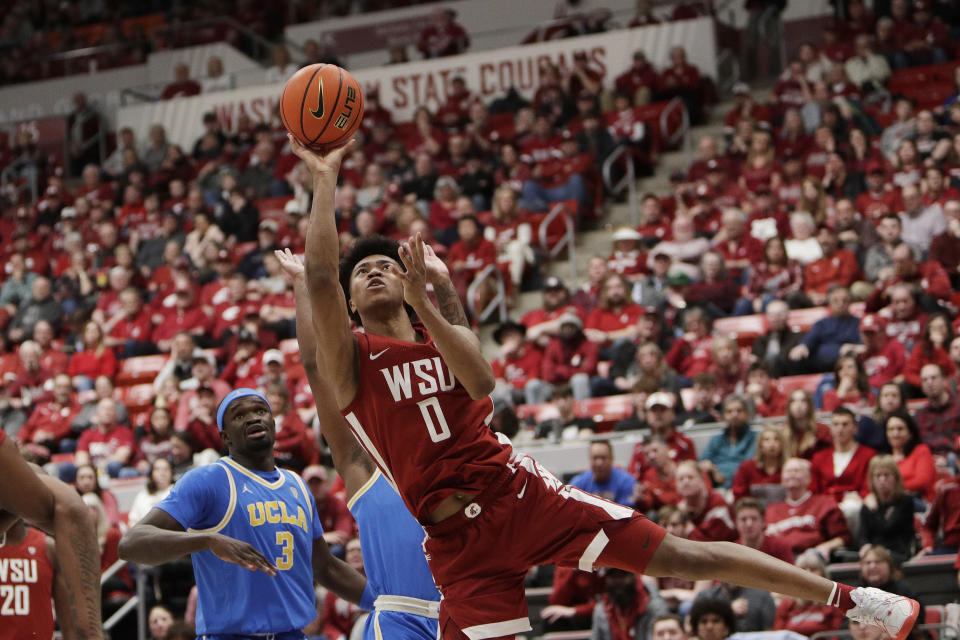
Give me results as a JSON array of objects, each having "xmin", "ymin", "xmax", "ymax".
[
  {"xmin": 542, "ymin": 312, "xmax": 598, "ymax": 401},
  {"xmin": 914, "ymin": 363, "xmax": 960, "ymax": 459},
  {"xmin": 256, "ymin": 349, "xmax": 297, "ymax": 400},
  {"xmin": 615, "ymin": 50, "xmax": 658, "ymax": 106},
  {"xmin": 7, "ymin": 277, "xmax": 60, "ymax": 344},
  {"xmin": 723, "ymin": 83, "xmax": 771, "ymax": 135},
  {"xmin": 161, "ymin": 63, "xmax": 202, "ymax": 100},
  {"xmin": 183, "ymin": 384, "xmax": 223, "ymax": 453},
  {"xmin": 802, "ymin": 226, "xmax": 861, "ymax": 305},
  {"xmin": 584, "ymin": 273, "xmax": 644, "ymax": 359},
  {"xmin": 522, "ymin": 277, "xmax": 584, "ymax": 347},
  {"xmin": 676, "ymin": 460, "xmax": 737, "ymax": 542},
  {"xmin": 417, "ymin": 7, "xmax": 469, "ymax": 58},
  {"xmin": 607, "ymin": 227, "xmax": 646, "ymax": 281},
  {"xmin": 699, "ymin": 394, "xmax": 756, "ymax": 489},
  {"xmin": 265, "ymin": 382, "xmax": 317, "ymax": 472},
  {"xmin": 623, "ymin": 391, "xmax": 697, "ymax": 469},
  {"xmin": 174, "ymin": 350, "xmax": 230, "ymax": 430},
  {"xmin": 238, "ymin": 219, "xmax": 281, "ymax": 279},
  {"xmin": 631, "ymin": 250, "xmax": 670, "ymax": 312},
  {"xmin": 303, "ymin": 465, "xmax": 356, "ymax": 556},
  {"xmin": 491, "ymin": 320, "xmax": 549, "ymax": 407},
  {"xmin": 841, "ymin": 313, "xmax": 906, "ymax": 389},
  {"xmin": 570, "ymin": 439, "xmax": 636, "ymax": 507}
]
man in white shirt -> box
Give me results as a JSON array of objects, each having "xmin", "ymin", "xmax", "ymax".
[{"xmin": 845, "ymin": 35, "xmax": 891, "ymax": 92}]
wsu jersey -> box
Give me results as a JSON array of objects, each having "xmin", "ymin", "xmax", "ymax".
[
  {"xmin": 0, "ymin": 527, "xmax": 55, "ymax": 640},
  {"xmin": 342, "ymin": 328, "xmax": 511, "ymax": 522}
]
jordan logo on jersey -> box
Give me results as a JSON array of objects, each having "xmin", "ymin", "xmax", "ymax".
[
  {"xmin": 247, "ymin": 501, "xmax": 308, "ymax": 532},
  {"xmin": 380, "ymin": 357, "xmax": 455, "ymax": 402}
]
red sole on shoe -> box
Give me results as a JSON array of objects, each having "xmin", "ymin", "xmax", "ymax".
[{"xmin": 893, "ymin": 599, "xmax": 921, "ymax": 640}]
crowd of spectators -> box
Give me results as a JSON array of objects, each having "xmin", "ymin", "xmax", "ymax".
[{"xmin": 2, "ymin": 0, "xmax": 960, "ymax": 637}]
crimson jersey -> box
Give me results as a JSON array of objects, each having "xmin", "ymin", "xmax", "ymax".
[
  {"xmin": 342, "ymin": 329, "xmax": 510, "ymax": 521},
  {"xmin": 765, "ymin": 492, "xmax": 852, "ymax": 555},
  {"xmin": 0, "ymin": 527, "xmax": 55, "ymax": 640}
]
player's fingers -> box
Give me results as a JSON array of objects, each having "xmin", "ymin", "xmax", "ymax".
[
  {"xmin": 397, "ymin": 244, "xmax": 415, "ymax": 273},
  {"xmin": 413, "ymin": 232, "xmax": 426, "ymax": 265}
]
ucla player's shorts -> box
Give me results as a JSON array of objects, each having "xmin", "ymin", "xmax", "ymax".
[
  {"xmin": 199, "ymin": 631, "xmax": 307, "ymax": 640},
  {"xmin": 364, "ymin": 601, "xmax": 440, "ymax": 640}
]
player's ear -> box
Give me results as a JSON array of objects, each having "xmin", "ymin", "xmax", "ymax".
[{"xmin": 349, "ymin": 298, "xmax": 357, "ymax": 314}]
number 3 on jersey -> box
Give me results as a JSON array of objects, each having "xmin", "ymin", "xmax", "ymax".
[
  {"xmin": 417, "ymin": 397, "xmax": 451, "ymax": 442},
  {"xmin": 275, "ymin": 532, "xmax": 294, "ymax": 570}
]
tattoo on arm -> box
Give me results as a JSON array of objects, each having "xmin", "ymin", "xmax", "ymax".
[
  {"xmin": 66, "ymin": 529, "xmax": 104, "ymax": 637},
  {"xmin": 433, "ymin": 281, "xmax": 469, "ymax": 328}
]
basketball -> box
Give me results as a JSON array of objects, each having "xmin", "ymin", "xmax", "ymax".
[{"xmin": 280, "ymin": 63, "xmax": 364, "ymax": 151}]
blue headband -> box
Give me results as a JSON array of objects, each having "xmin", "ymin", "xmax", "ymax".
[{"xmin": 217, "ymin": 388, "xmax": 271, "ymax": 431}]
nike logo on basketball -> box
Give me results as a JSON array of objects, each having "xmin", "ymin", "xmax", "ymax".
[
  {"xmin": 309, "ymin": 76, "xmax": 324, "ymax": 119},
  {"xmin": 516, "ymin": 480, "xmax": 528, "ymax": 499},
  {"xmin": 370, "ymin": 348, "xmax": 389, "ymax": 360}
]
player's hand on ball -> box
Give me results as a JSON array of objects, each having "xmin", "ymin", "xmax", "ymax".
[
  {"xmin": 287, "ymin": 135, "xmax": 356, "ymax": 177},
  {"xmin": 207, "ymin": 533, "xmax": 278, "ymax": 576},
  {"xmin": 398, "ymin": 232, "xmax": 430, "ymax": 307},
  {"xmin": 275, "ymin": 248, "xmax": 305, "ymax": 280},
  {"xmin": 421, "ymin": 242, "xmax": 450, "ymax": 283}
]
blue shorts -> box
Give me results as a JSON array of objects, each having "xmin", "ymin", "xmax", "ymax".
[
  {"xmin": 364, "ymin": 610, "xmax": 438, "ymax": 640},
  {"xmin": 200, "ymin": 632, "xmax": 307, "ymax": 640}
]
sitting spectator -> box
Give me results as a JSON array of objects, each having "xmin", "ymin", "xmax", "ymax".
[
  {"xmin": 570, "ymin": 440, "xmax": 635, "ymax": 507},
  {"xmin": 822, "ymin": 354, "xmax": 875, "ymax": 411},
  {"xmin": 0, "ymin": 253, "xmax": 37, "ymax": 316},
  {"xmin": 751, "ymin": 300, "xmax": 803, "ymax": 377},
  {"xmin": 844, "ymin": 34, "xmax": 891, "ymax": 93},
  {"xmin": 174, "ymin": 350, "xmax": 230, "ymax": 430},
  {"xmin": 491, "ymin": 320, "xmax": 549, "ymax": 407},
  {"xmin": 784, "ymin": 211, "xmax": 823, "ymax": 266},
  {"xmin": 602, "ymin": 342, "xmax": 682, "ymax": 399},
  {"xmin": 803, "ymin": 227, "xmax": 861, "ymax": 305},
  {"xmin": 734, "ymin": 497, "xmax": 793, "ymax": 563},
  {"xmin": 103, "ymin": 287, "xmax": 156, "ymax": 358},
  {"xmin": 866, "ymin": 214, "xmax": 909, "ymax": 285},
  {"xmin": 921, "ymin": 478, "xmax": 960, "ymax": 555},
  {"xmin": 170, "ymin": 432, "xmax": 196, "ymax": 480},
  {"xmin": 73, "ymin": 463, "xmax": 121, "ymax": 525},
  {"xmin": 742, "ymin": 364, "xmax": 785, "ymax": 419},
  {"xmin": 161, "ymin": 63, "xmax": 201, "ymax": 100},
  {"xmin": 929, "ymin": 199, "xmax": 960, "ymax": 276},
  {"xmin": 676, "ymin": 460, "xmax": 737, "ymax": 542},
  {"xmin": 788, "ymin": 285, "xmax": 860, "ymax": 373},
  {"xmin": 664, "ymin": 307, "xmax": 714, "ymax": 378},
  {"xmin": 303, "ymin": 465, "xmax": 355, "ymax": 555},
  {"xmin": 417, "ymin": 8, "xmax": 469, "ymax": 58},
  {"xmin": 707, "ymin": 336, "xmax": 748, "ymax": 399},
  {"xmin": 844, "ymin": 313, "xmax": 905, "ymax": 389},
  {"xmin": 607, "ymin": 227, "xmax": 646, "ymax": 281},
  {"xmin": 711, "ymin": 208, "xmax": 763, "ymax": 282},
  {"xmin": 737, "ymin": 237, "xmax": 805, "ymax": 315},
  {"xmin": 635, "ymin": 435, "xmax": 684, "ymax": 513},
  {"xmin": 72, "ymin": 398, "xmax": 137, "ymax": 479},
  {"xmin": 265, "ymin": 382, "xmax": 317, "ymax": 472},
  {"xmin": 765, "ymin": 457, "xmax": 852, "ymax": 558},
  {"xmin": 812, "ymin": 408, "xmax": 876, "ymax": 529},
  {"xmin": 522, "ymin": 278, "xmax": 584, "ymax": 348},
  {"xmin": 686, "ymin": 252, "xmax": 739, "ymax": 317},
  {"xmin": 899, "ymin": 183, "xmax": 945, "ymax": 251},
  {"xmin": 874, "ymin": 284, "xmax": 926, "ymax": 351},
  {"xmin": 859, "ymin": 455, "xmax": 917, "ymax": 562},
  {"xmin": 615, "ymin": 50, "xmax": 659, "ymax": 106},
  {"xmin": 647, "ymin": 217, "xmax": 710, "ymax": 280},
  {"xmin": 881, "ymin": 412, "xmax": 935, "ymax": 502},
  {"xmin": 676, "ymin": 373, "xmax": 722, "ymax": 425},
  {"xmin": 541, "ymin": 312, "xmax": 598, "ymax": 401},
  {"xmin": 773, "ymin": 551, "xmax": 844, "ymax": 635},
  {"xmin": 732, "ymin": 426, "xmax": 789, "ymax": 502},
  {"xmin": 591, "ymin": 568, "xmax": 669, "ymax": 640},
  {"xmin": 658, "ymin": 46, "xmax": 706, "ymax": 125},
  {"xmin": 7, "ymin": 277, "xmax": 61, "ymax": 344},
  {"xmin": 904, "ymin": 313, "xmax": 955, "ymax": 390},
  {"xmin": 137, "ymin": 406, "xmax": 175, "ymax": 474},
  {"xmin": 584, "ymin": 273, "xmax": 644, "ymax": 360},
  {"xmin": 835, "ymin": 198, "xmax": 880, "ymax": 264},
  {"xmin": 786, "ymin": 388, "xmax": 833, "ymax": 459},
  {"xmin": 149, "ymin": 605, "xmax": 175, "ymax": 640},
  {"xmin": 858, "ymin": 545, "xmax": 924, "ymax": 623},
  {"xmin": 447, "ymin": 215, "xmax": 496, "ymax": 309},
  {"xmin": 200, "ymin": 56, "xmax": 231, "ymax": 93},
  {"xmin": 624, "ymin": 390, "xmax": 696, "ymax": 462},
  {"xmin": 874, "ymin": 243, "xmax": 952, "ymax": 311},
  {"xmin": 689, "ymin": 597, "xmax": 735, "ymax": 640},
  {"xmin": 485, "ymin": 186, "xmax": 534, "ymax": 290},
  {"xmin": 700, "ymin": 395, "xmax": 756, "ymax": 489},
  {"xmin": 82, "ymin": 492, "xmax": 133, "ymax": 609},
  {"xmin": 68, "ymin": 320, "xmax": 117, "ymax": 391},
  {"xmin": 534, "ymin": 382, "xmax": 595, "ymax": 441},
  {"xmin": 71, "ymin": 375, "xmax": 129, "ymax": 432},
  {"xmin": 540, "ymin": 565, "xmax": 603, "ymax": 631},
  {"xmin": 182, "ymin": 385, "xmax": 222, "ymax": 454},
  {"xmin": 693, "ymin": 576, "xmax": 775, "ymax": 633},
  {"xmin": 17, "ymin": 373, "xmax": 79, "ymax": 459},
  {"xmin": 128, "ymin": 458, "xmax": 175, "ymax": 525},
  {"xmin": 914, "ymin": 363, "xmax": 960, "ymax": 461}
]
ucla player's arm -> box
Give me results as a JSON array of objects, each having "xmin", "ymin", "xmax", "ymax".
[
  {"xmin": 289, "ymin": 136, "xmax": 360, "ymax": 408},
  {"xmin": 47, "ymin": 534, "xmax": 77, "ymax": 640},
  {"xmin": 398, "ymin": 233, "xmax": 496, "ymax": 399},
  {"xmin": 279, "ymin": 248, "xmax": 376, "ymax": 498},
  {"xmin": 313, "ymin": 532, "xmax": 367, "ymax": 605},
  {"xmin": 0, "ymin": 438, "xmax": 103, "ymax": 639}
]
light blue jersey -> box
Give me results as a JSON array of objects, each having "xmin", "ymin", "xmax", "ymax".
[
  {"xmin": 156, "ymin": 457, "xmax": 322, "ymax": 636},
  {"xmin": 348, "ymin": 470, "xmax": 440, "ymax": 640}
]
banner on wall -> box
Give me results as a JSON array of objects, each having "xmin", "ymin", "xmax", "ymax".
[{"xmin": 117, "ymin": 17, "xmax": 717, "ymax": 149}]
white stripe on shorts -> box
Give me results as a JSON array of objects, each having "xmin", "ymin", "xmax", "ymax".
[
  {"xmin": 461, "ymin": 617, "xmax": 532, "ymax": 640},
  {"xmin": 579, "ymin": 529, "xmax": 610, "ymax": 571}
]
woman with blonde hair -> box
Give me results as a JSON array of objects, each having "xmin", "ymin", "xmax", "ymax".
[
  {"xmin": 858, "ymin": 545, "xmax": 924, "ymax": 622},
  {"xmin": 484, "ymin": 185, "xmax": 534, "ymax": 288},
  {"xmin": 732, "ymin": 425, "xmax": 790, "ymax": 501},
  {"xmin": 773, "ymin": 550, "xmax": 844, "ymax": 635},
  {"xmin": 859, "ymin": 456, "xmax": 916, "ymax": 562},
  {"xmin": 785, "ymin": 389, "xmax": 832, "ymax": 459},
  {"xmin": 68, "ymin": 320, "xmax": 118, "ymax": 391},
  {"xmin": 798, "ymin": 176, "xmax": 828, "ymax": 226}
]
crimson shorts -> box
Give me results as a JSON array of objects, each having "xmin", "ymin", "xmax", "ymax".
[{"xmin": 422, "ymin": 454, "xmax": 666, "ymax": 640}]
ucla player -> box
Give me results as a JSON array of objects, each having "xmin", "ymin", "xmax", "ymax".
[
  {"xmin": 119, "ymin": 388, "xmax": 367, "ymax": 639},
  {"xmin": 276, "ymin": 248, "xmax": 441, "ymax": 640}
]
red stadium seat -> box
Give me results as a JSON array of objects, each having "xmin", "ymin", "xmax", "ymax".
[
  {"xmin": 574, "ymin": 394, "xmax": 635, "ymax": 432},
  {"xmin": 713, "ymin": 314, "xmax": 768, "ymax": 347},
  {"xmin": 776, "ymin": 374, "xmax": 823, "ymax": 396},
  {"xmin": 254, "ymin": 196, "xmax": 293, "ymax": 223},
  {"xmin": 786, "ymin": 307, "xmax": 830, "ymax": 332},
  {"xmin": 116, "ymin": 383, "xmax": 157, "ymax": 411},
  {"xmin": 115, "ymin": 354, "xmax": 168, "ymax": 386}
]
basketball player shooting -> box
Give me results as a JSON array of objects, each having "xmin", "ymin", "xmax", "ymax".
[{"xmin": 290, "ymin": 135, "xmax": 919, "ymax": 640}]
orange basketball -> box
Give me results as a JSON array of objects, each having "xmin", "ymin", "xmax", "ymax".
[{"xmin": 280, "ymin": 63, "xmax": 364, "ymax": 151}]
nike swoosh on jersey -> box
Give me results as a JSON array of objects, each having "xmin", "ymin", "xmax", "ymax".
[
  {"xmin": 516, "ymin": 480, "xmax": 528, "ymax": 499},
  {"xmin": 309, "ymin": 76, "xmax": 325, "ymax": 119},
  {"xmin": 369, "ymin": 348, "xmax": 389, "ymax": 360},
  {"xmin": 641, "ymin": 530, "xmax": 652, "ymax": 548}
]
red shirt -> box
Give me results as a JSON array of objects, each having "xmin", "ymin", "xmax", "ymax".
[
  {"xmin": 161, "ymin": 80, "xmax": 201, "ymax": 100},
  {"xmin": 628, "ymin": 430, "xmax": 697, "ymax": 477},
  {"xmin": 614, "ymin": 63, "xmax": 659, "ymax": 97},
  {"xmin": 775, "ymin": 599, "xmax": 844, "ymax": 636},
  {"xmin": 521, "ymin": 304, "xmax": 585, "ymax": 330},
  {"xmin": 341, "ymin": 329, "xmax": 509, "ymax": 522},
  {"xmin": 491, "ymin": 346, "xmax": 543, "ymax": 390},
  {"xmin": 688, "ymin": 492, "xmax": 737, "ymax": 542},
  {"xmin": 151, "ymin": 307, "xmax": 210, "ymax": 343},
  {"xmin": 585, "ymin": 304, "xmax": 645, "ymax": 340},
  {"xmin": 804, "ymin": 249, "xmax": 861, "ymax": 293},
  {"xmin": 810, "ymin": 444, "xmax": 876, "ymax": 502},
  {"xmin": 637, "ymin": 465, "xmax": 683, "ymax": 511},
  {"xmin": 821, "ymin": 389, "xmax": 875, "ymax": 412},
  {"xmin": 108, "ymin": 310, "xmax": 153, "ymax": 342},
  {"xmin": 765, "ymin": 492, "xmax": 852, "ymax": 554},
  {"xmin": 659, "ymin": 63, "xmax": 700, "ymax": 92},
  {"xmin": 549, "ymin": 566, "xmax": 605, "ymax": 620},
  {"xmin": 754, "ymin": 386, "xmax": 787, "ymax": 418},
  {"xmin": 879, "ymin": 308, "xmax": 927, "ymax": 349},
  {"xmin": 542, "ymin": 336, "xmax": 599, "ymax": 382},
  {"xmin": 77, "ymin": 424, "xmax": 136, "ymax": 467},
  {"xmin": 417, "ymin": 22, "xmax": 469, "ymax": 58},
  {"xmin": 855, "ymin": 190, "xmax": 901, "ymax": 221},
  {"xmin": 861, "ymin": 338, "xmax": 907, "ymax": 388},
  {"xmin": 273, "ymin": 411, "xmax": 318, "ymax": 468},
  {"xmin": 738, "ymin": 534, "xmax": 794, "ymax": 564},
  {"xmin": 18, "ymin": 400, "xmax": 80, "ymax": 443},
  {"xmin": 67, "ymin": 347, "xmax": 117, "ymax": 380},
  {"xmin": 731, "ymin": 459, "xmax": 782, "ymax": 501},
  {"xmin": 664, "ymin": 334, "xmax": 713, "ymax": 378},
  {"xmin": 0, "ymin": 527, "xmax": 55, "ymax": 640},
  {"xmin": 447, "ymin": 239, "xmax": 497, "ymax": 282},
  {"xmin": 321, "ymin": 591, "xmax": 362, "ymax": 640},
  {"xmin": 904, "ymin": 345, "xmax": 954, "ymax": 388},
  {"xmin": 607, "ymin": 251, "xmax": 647, "ymax": 278},
  {"xmin": 922, "ymin": 480, "xmax": 960, "ymax": 549},
  {"xmin": 316, "ymin": 494, "xmax": 355, "ymax": 539}
]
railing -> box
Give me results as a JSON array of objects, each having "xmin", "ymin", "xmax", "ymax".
[
  {"xmin": 601, "ymin": 144, "xmax": 638, "ymax": 227},
  {"xmin": 466, "ymin": 264, "xmax": 507, "ymax": 324},
  {"xmin": 538, "ymin": 201, "xmax": 577, "ymax": 285},
  {"xmin": 659, "ymin": 96, "xmax": 691, "ymax": 162},
  {"xmin": 715, "ymin": 47, "xmax": 741, "ymax": 97},
  {"xmin": 101, "ymin": 558, "xmax": 148, "ymax": 638}
]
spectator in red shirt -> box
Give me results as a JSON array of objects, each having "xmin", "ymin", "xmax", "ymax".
[
  {"xmin": 665, "ymin": 307, "xmax": 714, "ymax": 378},
  {"xmin": 914, "ymin": 362, "xmax": 960, "ymax": 460},
  {"xmin": 182, "ymin": 385, "xmax": 223, "ymax": 454},
  {"xmin": 812, "ymin": 408, "xmax": 876, "ymax": 526},
  {"xmin": 17, "ymin": 373, "xmax": 79, "ymax": 459},
  {"xmin": 732, "ymin": 425, "xmax": 789, "ymax": 502},
  {"xmin": 711, "ymin": 209, "xmax": 764, "ymax": 281},
  {"xmin": 845, "ymin": 313, "xmax": 906, "ymax": 389},
  {"xmin": 265, "ymin": 382, "xmax": 317, "ymax": 472},
  {"xmin": 606, "ymin": 227, "xmax": 646, "ymax": 281},
  {"xmin": 68, "ymin": 321, "xmax": 117, "ymax": 391},
  {"xmin": 675, "ymin": 460, "xmax": 737, "ymax": 542},
  {"xmin": 874, "ymin": 283, "xmax": 927, "ymax": 352},
  {"xmin": 734, "ymin": 497, "xmax": 793, "ymax": 564},
  {"xmin": 626, "ymin": 392, "xmax": 698, "ymax": 474},
  {"xmin": 103, "ymin": 287, "xmax": 156, "ymax": 358},
  {"xmin": 303, "ymin": 465, "xmax": 356, "ymax": 555},
  {"xmin": 541, "ymin": 565, "xmax": 604, "ymax": 631},
  {"xmin": 881, "ymin": 412, "xmax": 936, "ymax": 502},
  {"xmin": 490, "ymin": 320, "xmax": 549, "ymax": 407},
  {"xmin": 615, "ymin": 50, "xmax": 659, "ymax": 106},
  {"xmin": 152, "ymin": 286, "xmax": 210, "ymax": 353},
  {"xmin": 686, "ymin": 251, "xmax": 740, "ymax": 317},
  {"xmin": 803, "ymin": 226, "xmax": 861, "ymax": 305},
  {"xmin": 447, "ymin": 214, "xmax": 497, "ymax": 308},
  {"xmin": 904, "ymin": 0, "xmax": 949, "ymax": 66},
  {"xmin": 74, "ymin": 398, "xmax": 136, "ymax": 479},
  {"xmin": 774, "ymin": 551, "xmax": 844, "ymax": 635},
  {"xmin": 823, "ymin": 352, "xmax": 875, "ymax": 412},
  {"xmin": 8, "ymin": 340, "xmax": 53, "ymax": 413},
  {"xmin": 920, "ymin": 478, "xmax": 960, "ymax": 554},
  {"xmin": 417, "ymin": 7, "xmax": 470, "ymax": 58},
  {"xmin": 585, "ymin": 273, "xmax": 644, "ymax": 358},
  {"xmin": 742, "ymin": 364, "xmax": 786, "ymax": 419},
  {"xmin": 174, "ymin": 351, "xmax": 231, "ymax": 431},
  {"xmin": 786, "ymin": 389, "xmax": 833, "ymax": 459},
  {"xmin": 161, "ymin": 63, "xmax": 201, "ymax": 100},
  {"xmin": 542, "ymin": 312, "xmax": 599, "ymax": 401},
  {"xmin": 658, "ymin": 46, "xmax": 706, "ymax": 124},
  {"xmin": 904, "ymin": 313, "xmax": 955, "ymax": 390},
  {"xmin": 634, "ymin": 434, "xmax": 685, "ymax": 513}
]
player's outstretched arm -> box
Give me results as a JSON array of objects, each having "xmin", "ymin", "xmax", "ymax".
[
  {"xmin": 47, "ymin": 534, "xmax": 77, "ymax": 640},
  {"xmin": 312, "ymin": 534, "xmax": 366, "ymax": 605},
  {"xmin": 278, "ymin": 248, "xmax": 375, "ymax": 497},
  {"xmin": 399, "ymin": 233, "xmax": 495, "ymax": 399},
  {"xmin": 288, "ymin": 136, "xmax": 359, "ymax": 407},
  {"xmin": 0, "ymin": 438, "xmax": 103, "ymax": 639},
  {"xmin": 120, "ymin": 508, "xmax": 278, "ymax": 576}
]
